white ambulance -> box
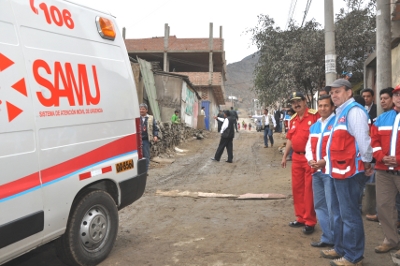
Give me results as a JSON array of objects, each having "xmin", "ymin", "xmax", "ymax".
[{"xmin": 0, "ymin": 0, "xmax": 147, "ymax": 265}]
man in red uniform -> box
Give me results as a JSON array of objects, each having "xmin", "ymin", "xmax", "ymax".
[{"xmin": 281, "ymin": 92, "xmax": 319, "ymax": 234}]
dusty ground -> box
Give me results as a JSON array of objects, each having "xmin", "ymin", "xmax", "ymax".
[{"xmin": 5, "ymin": 121, "xmax": 399, "ymax": 266}]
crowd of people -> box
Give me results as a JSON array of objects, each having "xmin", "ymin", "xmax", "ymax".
[
  {"xmin": 140, "ymin": 79, "xmax": 400, "ymax": 265},
  {"xmin": 281, "ymin": 79, "xmax": 400, "ymax": 266}
]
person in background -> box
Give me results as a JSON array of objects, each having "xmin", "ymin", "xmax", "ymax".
[
  {"xmin": 365, "ymin": 87, "xmax": 400, "ymax": 232},
  {"xmin": 305, "ymin": 95, "xmax": 336, "ymax": 248},
  {"xmin": 379, "ymin": 87, "xmax": 395, "ymax": 112},
  {"xmin": 171, "ymin": 110, "xmax": 180, "ymax": 124},
  {"xmin": 274, "ymin": 108, "xmax": 282, "ymax": 133},
  {"xmin": 249, "ymin": 123, "xmax": 252, "ymax": 131},
  {"xmin": 230, "ymin": 107, "xmax": 239, "ymax": 133},
  {"xmin": 201, "ymin": 106, "xmax": 206, "ymax": 127},
  {"xmin": 281, "ymin": 92, "xmax": 319, "ymax": 235},
  {"xmin": 217, "ymin": 109, "xmax": 225, "ymax": 132},
  {"xmin": 253, "ymin": 109, "xmax": 276, "ymax": 148},
  {"xmin": 341, "ymin": 71, "xmax": 352, "ymax": 81},
  {"xmin": 139, "ymin": 103, "xmax": 159, "ymax": 171},
  {"xmin": 370, "ymin": 84, "xmax": 400, "ymax": 258},
  {"xmin": 284, "ymin": 108, "xmax": 294, "ymax": 133},
  {"xmin": 211, "ymin": 110, "xmax": 235, "ymax": 163},
  {"xmin": 319, "ymin": 87, "xmax": 330, "ymax": 97},
  {"xmin": 361, "ymin": 88, "xmax": 377, "ymax": 123},
  {"xmin": 320, "ymin": 79, "xmax": 373, "ymax": 266}
]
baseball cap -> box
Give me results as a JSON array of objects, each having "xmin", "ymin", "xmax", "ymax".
[
  {"xmin": 393, "ymin": 84, "xmax": 400, "ymax": 94},
  {"xmin": 328, "ymin": 79, "xmax": 352, "ymax": 89},
  {"xmin": 289, "ymin": 92, "xmax": 306, "ymax": 101}
]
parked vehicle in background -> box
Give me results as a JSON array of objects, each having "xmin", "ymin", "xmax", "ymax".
[{"xmin": 0, "ymin": 0, "xmax": 146, "ymax": 265}]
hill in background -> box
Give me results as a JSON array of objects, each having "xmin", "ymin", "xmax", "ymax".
[{"xmin": 225, "ymin": 53, "xmax": 259, "ymax": 110}]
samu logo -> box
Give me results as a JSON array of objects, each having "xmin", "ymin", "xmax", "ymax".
[{"xmin": 33, "ymin": 60, "xmax": 100, "ymax": 107}]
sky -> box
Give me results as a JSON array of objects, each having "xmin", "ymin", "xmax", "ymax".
[{"xmin": 78, "ymin": 0, "xmax": 348, "ymax": 64}]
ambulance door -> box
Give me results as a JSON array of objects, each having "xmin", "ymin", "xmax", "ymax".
[{"xmin": 0, "ymin": 0, "xmax": 43, "ymax": 261}]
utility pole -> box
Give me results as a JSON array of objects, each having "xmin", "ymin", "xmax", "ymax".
[
  {"xmin": 163, "ymin": 23, "xmax": 169, "ymax": 72},
  {"xmin": 324, "ymin": 0, "xmax": 336, "ymax": 86},
  {"xmin": 376, "ymin": 0, "xmax": 391, "ymax": 116}
]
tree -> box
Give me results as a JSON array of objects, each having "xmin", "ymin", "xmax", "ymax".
[{"xmin": 249, "ymin": 0, "xmax": 376, "ymax": 106}]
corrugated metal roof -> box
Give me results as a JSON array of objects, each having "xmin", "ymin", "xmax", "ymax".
[{"xmin": 137, "ymin": 57, "xmax": 161, "ymax": 121}]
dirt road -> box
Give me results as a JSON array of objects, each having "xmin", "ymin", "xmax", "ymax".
[{"xmin": 6, "ymin": 129, "xmax": 397, "ymax": 266}]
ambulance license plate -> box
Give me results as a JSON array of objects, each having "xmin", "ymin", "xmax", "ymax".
[{"xmin": 116, "ymin": 159, "xmax": 134, "ymax": 173}]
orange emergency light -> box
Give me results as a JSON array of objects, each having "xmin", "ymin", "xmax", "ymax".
[{"xmin": 95, "ymin": 16, "xmax": 116, "ymax": 40}]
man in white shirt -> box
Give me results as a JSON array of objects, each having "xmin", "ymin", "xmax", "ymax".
[{"xmin": 252, "ymin": 109, "xmax": 276, "ymax": 148}]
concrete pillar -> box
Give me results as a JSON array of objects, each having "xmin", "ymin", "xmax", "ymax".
[
  {"xmin": 324, "ymin": 0, "xmax": 336, "ymax": 85},
  {"xmin": 163, "ymin": 23, "xmax": 169, "ymax": 72},
  {"xmin": 376, "ymin": 0, "xmax": 391, "ymax": 116},
  {"xmin": 209, "ymin": 22, "xmax": 213, "ymax": 85}
]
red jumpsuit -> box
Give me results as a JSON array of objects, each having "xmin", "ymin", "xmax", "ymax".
[{"xmin": 287, "ymin": 108, "xmax": 319, "ymax": 226}]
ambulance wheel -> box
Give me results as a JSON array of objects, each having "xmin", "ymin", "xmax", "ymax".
[{"xmin": 56, "ymin": 190, "xmax": 119, "ymax": 266}]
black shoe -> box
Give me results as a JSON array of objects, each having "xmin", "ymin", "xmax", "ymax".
[
  {"xmin": 303, "ymin": 225, "xmax": 315, "ymax": 235},
  {"xmin": 310, "ymin": 241, "xmax": 334, "ymax": 248},
  {"xmin": 225, "ymin": 160, "xmax": 232, "ymax": 163},
  {"xmin": 288, "ymin": 221, "xmax": 305, "ymax": 227},
  {"xmin": 210, "ymin": 157, "xmax": 219, "ymax": 162}
]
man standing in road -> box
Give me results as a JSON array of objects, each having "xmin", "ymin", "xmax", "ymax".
[
  {"xmin": 211, "ymin": 110, "xmax": 235, "ymax": 163},
  {"xmin": 370, "ymin": 85, "xmax": 400, "ymax": 258},
  {"xmin": 253, "ymin": 109, "xmax": 276, "ymax": 148},
  {"xmin": 217, "ymin": 109, "xmax": 225, "ymax": 132},
  {"xmin": 305, "ymin": 95, "xmax": 335, "ymax": 248},
  {"xmin": 281, "ymin": 92, "xmax": 319, "ymax": 235},
  {"xmin": 139, "ymin": 103, "xmax": 159, "ymax": 171},
  {"xmin": 320, "ymin": 79, "xmax": 373, "ymax": 266},
  {"xmin": 230, "ymin": 107, "xmax": 239, "ymax": 133}
]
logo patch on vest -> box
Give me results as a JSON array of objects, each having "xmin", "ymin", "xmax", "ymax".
[
  {"xmin": 338, "ymin": 116, "xmax": 346, "ymax": 123},
  {"xmin": 328, "ymin": 125, "xmax": 333, "ymax": 130}
]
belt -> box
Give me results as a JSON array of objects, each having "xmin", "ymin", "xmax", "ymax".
[
  {"xmin": 295, "ymin": 151, "xmax": 306, "ymax": 155},
  {"xmin": 386, "ymin": 170, "xmax": 400, "ymax": 175}
]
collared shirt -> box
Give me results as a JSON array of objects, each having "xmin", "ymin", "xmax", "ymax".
[
  {"xmin": 217, "ymin": 117, "xmax": 229, "ymax": 133},
  {"xmin": 305, "ymin": 113, "xmax": 335, "ymax": 162},
  {"xmin": 251, "ymin": 114, "xmax": 277, "ymax": 127},
  {"xmin": 334, "ymin": 98, "xmax": 372, "ymax": 163}
]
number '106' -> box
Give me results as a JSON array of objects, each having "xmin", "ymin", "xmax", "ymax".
[{"xmin": 39, "ymin": 3, "xmax": 74, "ymax": 29}]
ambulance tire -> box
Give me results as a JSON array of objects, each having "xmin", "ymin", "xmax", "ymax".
[{"xmin": 56, "ymin": 190, "xmax": 119, "ymax": 266}]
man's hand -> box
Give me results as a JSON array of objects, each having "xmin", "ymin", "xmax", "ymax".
[
  {"xmin": 314, "ymin": 159, "xmax": 326, "ymax": 170},
  {"xmin": 281, "ymin": 157, "xmax": 287, "ymax": 168},
  {"xmin": 382, "ymin": 156, "xmax": 398, "ymax": 167},
  {"xmin": 153, "ymin": 136, "xmax": 158, "ymax": 142},
  {"xmin": 308, "ymin": 160, "xmax": 317, "ymax": 168},
  {"xmin": 363, "ymin": 162, "xmax": 374, "ymax": 176}
]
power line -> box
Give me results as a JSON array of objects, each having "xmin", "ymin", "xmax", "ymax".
[
  {"xmin": 286, "ymin": 0, "xmax": 298, "ymax": 30},
  {"xmin": 301, "ymin": 0, "xmax": 313, "ymax": 27}
]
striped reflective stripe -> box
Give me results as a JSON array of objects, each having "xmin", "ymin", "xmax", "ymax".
[
  {"xmin": 79, "ymin": 166, "xmax": 112, "ymax": 180},
  {"xmin": 378, "ymin": 126, "xmax": 393, "ymax": 131},
  {"xmin": 332, "ymin": 166, "xmax": 351, "ymax": 175},
  {"xmin": 333, "ymin": 125, "xmax": 347, "ymax": 131},
  {"xmin": 372, "ymin": 147, "xmax": 382, "ymax": 153}
]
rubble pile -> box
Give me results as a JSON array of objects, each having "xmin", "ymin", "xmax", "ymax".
[{"xmin": 150, "ymin": 122, "xmax": 205, "ymax": 157}]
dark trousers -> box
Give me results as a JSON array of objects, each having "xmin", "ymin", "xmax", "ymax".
[
  {"xmin": 142, "ymin": 139, "xmax": 150, "ymax": 171},
  {"xmin": 263, "ymin": 126, "xmax": 274, "ymax": 147},
  {"xmin": 214, "ymin": 137, "xmax": 233, "ymax": 162},
  {"xmin": 233, "ymin": 121, "xmax": 238, "ymax": 132}
]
